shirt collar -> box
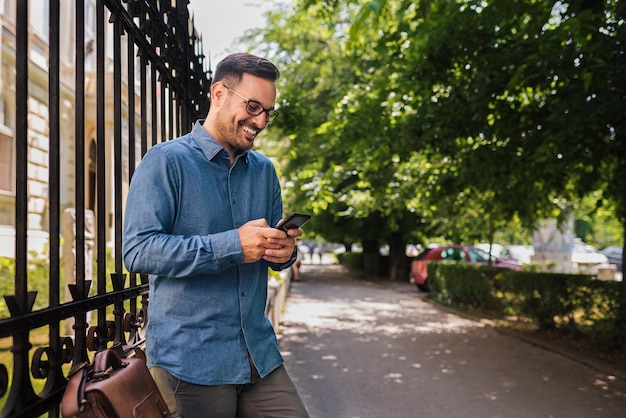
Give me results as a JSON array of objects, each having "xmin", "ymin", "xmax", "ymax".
[{"xmin": 191, "ymin": 119, "xmax": 249, "ymax": 164}]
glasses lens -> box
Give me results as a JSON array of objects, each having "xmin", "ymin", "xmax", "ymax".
[
  {"xmin": 246, "ymin": 101, "xmax": 264, "ymax": 115},
  {"xmin": 241, "ymin": 96, "xmax": 278, "ymax": 123},
  {"xmin": 268, "ymin": 110, "xmax": 279, "ymax": 123}
]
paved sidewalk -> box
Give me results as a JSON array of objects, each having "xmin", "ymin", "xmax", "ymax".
[
  {"xmin": 421, "ymin": 291, "xmax": 626, "ymax": 382},
  {"xmin": 279, "ymin": 264, "xmax": 626, "ymax": 418}
]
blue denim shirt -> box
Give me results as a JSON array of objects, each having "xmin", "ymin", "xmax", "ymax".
[{"xmin": 123, "ymin": 120, "xmax": 294, "ymax": 385}]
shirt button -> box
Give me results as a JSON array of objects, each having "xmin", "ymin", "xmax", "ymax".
[{"xmin": 241, "ymin": 291, "xmax": 245, "ymax": 297}]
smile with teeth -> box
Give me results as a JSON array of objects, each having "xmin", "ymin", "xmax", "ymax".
[{"xmin": 242, "ymin": 125, "xmax": 258, "ymax": 136}]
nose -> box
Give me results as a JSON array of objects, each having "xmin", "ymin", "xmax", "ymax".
[{"xmin": 252, "ymin": 111, "xmax": 270, "ymax": 128}]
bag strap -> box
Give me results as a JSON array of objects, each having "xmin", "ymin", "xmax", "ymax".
[
  {"xmin": 92, "ymin": 346, "xmax": 126, "ymax": 380},
  {"xmin": 76, "ymin": 366, "xmax": 89, "ymax": 412},
  {"xmin": 62, "ymin": 362, "xmax": 90, "ymax": 415}
]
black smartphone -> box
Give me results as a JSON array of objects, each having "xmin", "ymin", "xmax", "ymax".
[{"xmin": 275, "ymin": 213, "xmax": 311, "ymax": 232}]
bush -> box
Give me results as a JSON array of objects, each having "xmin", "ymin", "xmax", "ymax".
[
  {"xmin": 0, "ymin": 246, "xmax": 123, "ymax": 319},
  {"xmin": 0, "ymin": 253, "xmax": 58, "ymax": 318},
  {"xmin": 501, "ymin": 272, "xmax": 592, "ymax": 329},
  {"xmin": 428, "ymin": 262, "xmax": 504, "ymax": 314},
  {"xmin": 362, "ymin": 254, "xmax": 389, "ymax": 277},
  {"xmin": 336, "ymin": 251, "xmax": 363, "ymax": 270},
  {"xmin": 0, "ymin": 257, "xmax": 14, "ymax": 318},
  {"xmin": 337, "ymin": 252, "xmax": 390, "ymax": 277},
  {"xmin": 429, "ymin": 263, "xmax": 625, "ymax": 350}
]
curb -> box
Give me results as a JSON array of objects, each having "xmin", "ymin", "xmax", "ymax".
[
  {"xmin": 422, "ymin": 296, "xmax": 626, "ymax": 381},
  {"xmin": 493, "ymin": 325, "xmax": 626, "ymax": 381}
]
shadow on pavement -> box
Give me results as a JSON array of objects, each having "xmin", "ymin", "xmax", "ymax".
[{"xmin": 279, "ymin": 264, "xmax": 626, "ymax": 418}]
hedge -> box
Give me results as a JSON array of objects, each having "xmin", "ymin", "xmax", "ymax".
[{"xmin": 428, "ymin": 262, "xmax": 626, "ymax": 349}]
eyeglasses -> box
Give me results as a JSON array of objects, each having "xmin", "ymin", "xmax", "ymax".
[{"xmin": 223, "ymin": 85, "xmax": 279, "ymax": 124}]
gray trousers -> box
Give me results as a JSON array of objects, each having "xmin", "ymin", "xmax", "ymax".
[{"xmin": 150, "ymin": 363, "xmax": 309, "ymax": 418}]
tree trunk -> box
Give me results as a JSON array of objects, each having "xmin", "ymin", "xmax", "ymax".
[
  {"xmin": 388, "ymin": 231, "xmax": 407, "ymax": 281},
  {"xmin": 362, "ymin": 239, "xmax": 379, "ymax": 254},
  {"xmin": 487, "ymin": 219, "xmax": 495, "ymax": 266}
]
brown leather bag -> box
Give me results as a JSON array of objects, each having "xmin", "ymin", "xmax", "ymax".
[{"xmin": 61, "ymin": 344, "xmax": 172, "ymax": 418}]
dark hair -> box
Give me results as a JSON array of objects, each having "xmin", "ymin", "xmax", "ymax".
[{"xmin": 211, "ymin": 53, "xmax": 280, "ymax": 87}]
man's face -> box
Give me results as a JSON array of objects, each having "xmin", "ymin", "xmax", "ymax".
[{"xmin": 213, "ymin": 73, "xmax": 277, "ymax": 154}]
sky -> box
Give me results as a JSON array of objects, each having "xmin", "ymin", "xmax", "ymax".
[{"xmin": 187, "ymin": 0, "xmax": 286, "ymax": 68}]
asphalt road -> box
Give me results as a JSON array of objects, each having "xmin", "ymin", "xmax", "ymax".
[{"xmin": 278, "ymin": 264, "xmax": 626, "ymax": 418}]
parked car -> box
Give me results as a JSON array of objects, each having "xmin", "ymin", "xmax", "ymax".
[
  {"xmin": 409, "ymin": 245, "xmax": 521, "ymax": 292},
  {"xmin": 474, "ymin": 243, "xmax": 504, "ymax": 257},
  {"xmin": 570, "ymin": 240, "xmax": 609, "ymax": 273},
  {"xmin": 600, "ymin": 245, "xmax": 623, "ymax": 270},
  {"xmin": 500, "ymin": 245, "xmax": 535, "ymax": 265}
]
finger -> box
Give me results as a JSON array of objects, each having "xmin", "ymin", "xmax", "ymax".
[
  {"xmin": 266, "ymin": 236, "xmax": 296, "ymax": 249},
  {"xmin": 262, "ymin": 253, "xmax": 291, "ymax": 264},
  {"xmin": 262, "ymin": 227, "xmax": 290, "ymax": 240},
  {"xmin": 264, "ymin": 246, "xmax": 293, "ymax": 258},
  {"xmin": 263, "ymin": 241, "xmax": 285, "ymax": 251},
  {"xmin": 286, "ymin": 228, "xmax": 303, "ymax": 238},
  {"xmin": 247, "ymin": 218, "xmax": 270, "ymax": 228}
]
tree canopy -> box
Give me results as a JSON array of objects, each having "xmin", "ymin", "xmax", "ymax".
[{"xmin": 247, "ymin": 0, "xmax": 625, "ymax": 280}]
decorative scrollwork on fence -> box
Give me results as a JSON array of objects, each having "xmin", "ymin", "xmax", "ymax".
[{"xmin": 0, "ymin": 0, "xmax": 211, "ymax": 416}]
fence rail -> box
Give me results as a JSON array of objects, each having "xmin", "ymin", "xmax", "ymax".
[{"xmin": 0, "ymin": 1, "xmax": 211, "ymax": 416}]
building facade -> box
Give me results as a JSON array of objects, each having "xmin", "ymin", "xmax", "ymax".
[
  {"xmin": 0, "ymin": 1, "xmax": 211, "ymax": 415},
  {"xmin": 0, "ymin": 0, "xmax": 173, "ymax": 258}
]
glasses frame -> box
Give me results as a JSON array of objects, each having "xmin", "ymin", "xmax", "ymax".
[{"xmin": 223, "ymin": 84, "xmax": 279, "ymax": 124}]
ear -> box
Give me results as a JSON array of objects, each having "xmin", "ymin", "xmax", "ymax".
[{"xmin": 210, "ymin": 82, "xmax": 227, "ymax": 106}]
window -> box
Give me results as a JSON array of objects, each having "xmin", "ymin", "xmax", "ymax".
[
  {"xmin": 0, "ymin": 131, "xmax": 13, "ymax": 192},
  {"xmin": 0, "ymin": 97, "xmax": 13, "ymax": 192},
  {"xmin": 85, "ymin": 0, "xmax": 97, "ymax": 71},
  {"xmin": 30, "ymin": 0, "xmax": 50, "ymax": 41},
  {"xmin": 441, "ymin": 248, "xmax": 464, "ymax": 262},
  {"xmin": 3, "ymin": 0, "xmax": 15, "ymax": 24},
  {"xmin": 468, "ymin": 248, "xmax": 490, "ymax": 263}
]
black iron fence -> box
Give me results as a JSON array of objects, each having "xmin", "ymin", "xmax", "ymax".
[{"xmin": 0, "ymin": 1, "xmax": 211, "ymax": 416}]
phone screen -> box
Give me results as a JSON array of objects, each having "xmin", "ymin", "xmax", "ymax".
[{"xmin": 276, "ymin": 213, "xmax": 311, "ymax": 232}]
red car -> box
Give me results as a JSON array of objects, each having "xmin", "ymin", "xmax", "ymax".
[{"xmin": 409, "ymin": 245, "xmax": 521, "ymax": 292}]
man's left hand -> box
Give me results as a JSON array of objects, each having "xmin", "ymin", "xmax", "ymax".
[{"xmin": 263, "ymin": 227, "xmax": 302, "ymax": 263}]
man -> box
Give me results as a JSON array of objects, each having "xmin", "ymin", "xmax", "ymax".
[{"xmin": 123, "ymin": 53, "xmax": 309, "ymax": 418}]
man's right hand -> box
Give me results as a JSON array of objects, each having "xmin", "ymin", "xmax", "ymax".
[{"xmin": 238, "ymin": 219, "xmax": 289, "ymax": 263}]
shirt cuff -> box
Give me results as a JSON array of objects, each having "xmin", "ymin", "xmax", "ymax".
[
  {"xmin": 268, "ymin": 246, "xmax": 297, "ymax": 271},
  {"xmin": 211, "ymin": 229, "xmax": 244, "ymax": 266}
]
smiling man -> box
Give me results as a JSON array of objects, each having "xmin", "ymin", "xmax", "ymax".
[{"xmin": 123, "ymin": 53, "xmax": 309, "ymax": 418}]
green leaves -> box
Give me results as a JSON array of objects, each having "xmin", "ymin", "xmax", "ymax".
[{"xmin": 247, "ymin": 0, "xmax": 625, "ymax": 257}]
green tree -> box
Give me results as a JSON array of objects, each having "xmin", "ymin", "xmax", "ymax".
[
  {"xmin": 350, "ymin": 0, "xmax": 626, "ymax": 270},
  {"xmin": 248, "ymin": 0, "xmax": 625, "ymax": 283},
  {"xmin": 254, "ymin": 0, "xmax": 432, "ymax": 279}
]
